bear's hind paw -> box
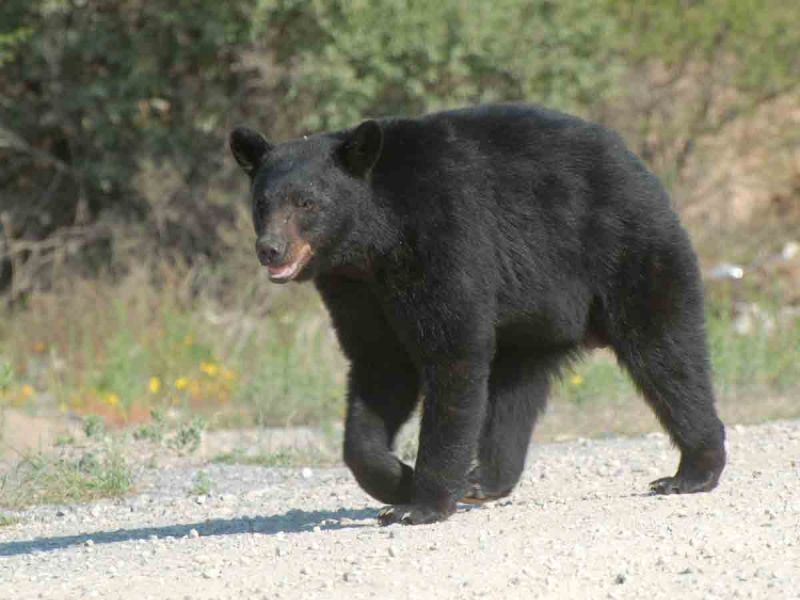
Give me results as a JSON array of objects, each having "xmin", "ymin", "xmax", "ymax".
[{"xmin": 649, "ymin": 473, "xmax": 718, "ymax": 495}]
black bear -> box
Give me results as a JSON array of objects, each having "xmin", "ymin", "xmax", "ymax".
[{"xmin": 230, "ymin": 103, "xmax": 726, "ymax": 525}]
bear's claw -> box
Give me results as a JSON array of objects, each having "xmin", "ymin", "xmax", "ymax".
[{"xmin": 377, "ymin": 504, "xmax": 448, "ymax": 526}]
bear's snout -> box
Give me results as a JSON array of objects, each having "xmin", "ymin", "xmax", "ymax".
[{"xmin": 255, "ymin": 234, "xmax": 287, "ymax": 267}]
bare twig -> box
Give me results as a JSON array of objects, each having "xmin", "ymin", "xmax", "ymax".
[
  {"xmin": 0, "ymin": 123, "xmax": 80, "ymax": 180},
  {"xmin": 0, "ymin": 224, "xmax": 109, "ymax": 261}
]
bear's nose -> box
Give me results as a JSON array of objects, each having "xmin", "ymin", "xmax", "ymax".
[{"xmin": 255, "ymin": 234, "xmax": 286, "ymax": 267}]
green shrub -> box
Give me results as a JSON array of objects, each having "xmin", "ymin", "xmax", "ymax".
[
  {"xmin": 0, "ymin": 0, "xmax": 255, "ymax": 280},
  {"xmin": 190, "ymin": 470, "xmax": 212, "ymax": 496},
  {"xmin": 256, "ymin": 0, "xmax": 622, "ymax": 131}
]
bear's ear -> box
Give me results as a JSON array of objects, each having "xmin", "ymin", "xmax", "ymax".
[
  {"xmin": 338, "ymin": 119, "xmax": 383, "ymax": 178},
  {"xmin": 229, "ymin": 127, "xmax": 272, "ymax": 175}
]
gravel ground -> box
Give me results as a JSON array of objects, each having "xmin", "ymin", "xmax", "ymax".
[{"xmin": 1, "ymin": 420, "xmax": 799, "ymax": 600}]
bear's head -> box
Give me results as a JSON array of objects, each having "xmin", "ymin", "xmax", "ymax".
[{"xmin": 229, "ymin": 121, "xmax": 384, "ymax": 283}]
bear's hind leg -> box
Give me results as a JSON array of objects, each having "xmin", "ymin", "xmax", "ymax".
[
  {"xmin": 462, "ymin": 353, "xmax": 553, "ymax": 503},
  {"xmin": 613, "ymin": 319, "xmax": 726, "ymax": 494}
]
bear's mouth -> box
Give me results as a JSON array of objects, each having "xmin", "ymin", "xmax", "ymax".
[{"xmin": 267, "ymin": 243, "xmax": 313, "ymax": 283}]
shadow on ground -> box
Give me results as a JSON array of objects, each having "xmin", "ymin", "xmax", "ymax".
[{"xmin": 0, "ymin": 507, "xmax": 376, "ymax": 557}]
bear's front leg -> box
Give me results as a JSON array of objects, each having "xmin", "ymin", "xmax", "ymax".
[
  {"xmin": 378, "ymin": 356, "xmax": 490, "ymax": 526},
  {"xmin": 343, "ymin": 362, "xmax": 420, "ymax": 505}
]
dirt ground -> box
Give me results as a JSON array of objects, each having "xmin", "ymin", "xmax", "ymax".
[{"xmin": 1, "ymin": 420, "xmax": 799, "ymax": 600}]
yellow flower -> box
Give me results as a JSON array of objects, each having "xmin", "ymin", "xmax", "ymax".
[
  {"xmin": 105, "ymin": 392, "xmax": 120, "ymax": 407},
  {"xmin": 570, "ymin": 374, "xmax": 584, "ymax": 387},
  {"xmin": 58, "ymin": 401, "xmax": 68, "ymax": 413},
  {"xmin": 221, "ymin": 367, "xmax": 236, "ymax": 382},
  {"xmin": 148, "ymin": 377, "xmax": 162, "ymax": 394},
  {"xmin": 21, "ymin": 384, "xmax": 35, "ymax": 398},
  {"xmin": 175, "ymin": 377, "xmax": 189, "ymax": 390},
  {"xmin": 200, "ymin": 362, "xmax": 219, "ymax": 377}
]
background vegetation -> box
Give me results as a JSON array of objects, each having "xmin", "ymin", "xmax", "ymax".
[{"xmin": 1, "ymin": 1, "xmax": 799, "ymax": 480}]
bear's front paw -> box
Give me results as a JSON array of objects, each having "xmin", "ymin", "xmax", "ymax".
[{"xmin": 377, "ymin": 504, "xmax": 450, "ymax": 526}]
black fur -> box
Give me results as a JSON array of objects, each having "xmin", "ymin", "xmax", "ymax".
[{"xmin": 230, "ymin": 103, "xmax": 726, "ymax": 525}]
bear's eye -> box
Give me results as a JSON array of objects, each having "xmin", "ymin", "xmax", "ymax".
[{"xmin": 294, "ymin": 196, "xmax": 315, "ymax": 211}]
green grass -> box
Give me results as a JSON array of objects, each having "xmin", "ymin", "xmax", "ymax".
[
  {"xmin": 189, "ymin": 470, "xmax": 212, "ymax": 496},
  {"xmin": 133, "ymin": 409, "xmax": 168, "ymax": 443},
  {"xmin": 211, "ymin": 447, "xmax": 335, "ymax": 468},
  {"xmin": 0, "ymin": 443, "xmax": 132, "ymax": 509},
  {"xmin": 54, "ymin": 434, "xmax": 76, "ymax": 446},
  {"xmin": 0, "ymin": 360, "xmax": 13, "ymax": 394},
  {"xmin": 82, "ymin": 414, "xmax": 106, "ymax": 439},
  {"xmin": 554, "ymin": 353, "xmax": 635, "ymax": 406},
  {"xmin": 553, "ymin": 305, "xmax": 800, "ymax": 407},
  {"xmin": 167, "ymin": 416, "xmax": 208, "ymax": 454},
  {"xmin": 0, "ymin": 513, "xmax": 20, "ymax": 527},
  {"xmin": 707, "ymin": 305, "xmax": 800, "ymax": 398}
]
